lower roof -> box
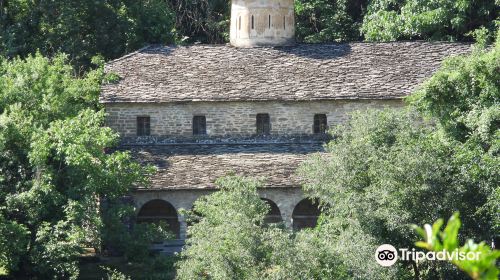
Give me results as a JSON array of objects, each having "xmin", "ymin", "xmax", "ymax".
[
  {"xmin": 101, "ymin": 42, "xmax": 471, "ymax": 103},
  {"xmin": 124, "ymin": 143, "xmax": 325, "ymax": 190}
]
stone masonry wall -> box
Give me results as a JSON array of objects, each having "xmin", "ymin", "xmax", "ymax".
[{"xmin": 105, "ymin": 99, "xmax": 404, "ymax": 139}]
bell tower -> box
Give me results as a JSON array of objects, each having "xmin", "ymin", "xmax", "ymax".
[{"xmin": 230, "ymin": 0, "xmax": 295, "ymax": 47}]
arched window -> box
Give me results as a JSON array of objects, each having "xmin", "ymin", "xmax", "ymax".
[
  {"xmin": 261, "ymin": 198, "xmax": 282, "ymax": 224},
  {"xmin": 137, "ymin": 199, "xmax": 180, "ymax": 238},
  {"xmin": 251, "ymin": 15, "xmax": 254, "ymax": 29},
  {"xmin": 292, "ymin": 199, "xmax": 322, "ymax": 230}
]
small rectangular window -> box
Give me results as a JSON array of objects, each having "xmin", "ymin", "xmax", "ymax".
[
  {"xmin": 283, "ymin": 16, "xmax": 286, "ymax": 30},
  {"xmin": 313, "ymin": 114, "xmax": 327, "ymax": 134},
  {"xmin": 137, "ymin": 116, "xmax": 150, "ymax": 136},
  {"xmin": 268, "ymin": 15, "xmax": 271, "ymax": 28},
  {"xmin": 256, "ymin": 113, "xmax": 270, "ymax": 135},
  {"xmin": 193, "ymin": 116, "xmax": 207, "ymax": 135},
  {"xmin": 251, "ymin": 15, "xmax": 254, "ymax": 29}
]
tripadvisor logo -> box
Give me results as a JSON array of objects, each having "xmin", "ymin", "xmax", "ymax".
[
  {"xmin": 375, "ymin": 244, "xmax": 481, "ymax": 267},
  {"xmin": 375, "ymin": 244, "xmax": 398, "ymax": 267}
]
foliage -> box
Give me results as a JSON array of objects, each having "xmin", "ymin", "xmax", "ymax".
[
  {"xmin": 0, "ymin": 0, "xmax": 176, "ymax": 69},
  {"xmin": 413, "ymin": 213, "xmax": 500, "ymax": 280},
  {"xmin": 362, "ymin": 0, "xmax": 499, "ymax": 41},
  {"xmin": 409, "ymin": 35, "xmax": 500, "ymax": 233},
  {"xmin": 103, "ymin": 267, "xmax": 132, "ymax": 280},
  {"xmin": 0, "ymin": 214, "xmax": 29, "ymax": 275},
  {"xmin": 0, "ymin": 53, "xmax": 153, "ymax": 278},
  {"xmin": 29, "ymin": 221, "xmax": 82, "ymax": 279},
  {"xmin": 176, "ymin": 175, "xmax": 350, "ymax": 280},
  {"xmin": 167, "ymin": 0, "xmax": 230, "ymax": 44},
  {"xmin": 300, "ymin": 109, "xmax": 492, "ymax": 279},
  {"xmin": 409, "ymin": 32, "xmax": 500, "ymax": 148},
  {"xmin": 295, "ymin": 0, "xmax": 365, "ymax": 42},
  {"xmin": 123, "ymin": 222, "xmax": 173, "ymax": 263},
  {"xmin": 2, "ymin": 0, "xmax": 498, "ymax": 56},
  {"xmin": 78, "ymin": 254, "xmax": 177, "ymax": 280},
  {"xmin": 176, "ymin": 175, "xmax": 269, "ymax": 279}
]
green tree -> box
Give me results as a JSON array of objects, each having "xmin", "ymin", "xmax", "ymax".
[
  {"xmin": 176, "ymin": 175, "xmax": 350, "ymax": 280},
  {"xmin": 0, "ymin": 0, "xmax": 176, "ymax": 69},
  {"xmin": 409, "ymin": 32, "xmax": 500, "ymax": 147},
  {"xmin": 301, "ymin": 109, "xmax": 479, "ymax": 279},
  {"xmin": 295, "ymin": 0, "xmax": 366, "ymax": 42},
  {"xmin": 0, "ymin": 53, "xmax": 154, "ymax": 278},
  {"xmin": 409, "ymin": 33, "xmax": 500, "ymax": 233},
  {"xmin": 176, "ymin": 176, "xmax": 269, "ymax": 279},
  {"xmin": 361, "ymin": 0, "xmax": 499, "ymax": 41},
  {"xmin": 167, "ymin": 0, "xmax": 230, "ymax": 44}
]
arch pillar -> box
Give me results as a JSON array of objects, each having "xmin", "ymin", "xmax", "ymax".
[
  {"xmin": 282, "ymin": 212, "xmax": 293, "ymax": 228},
  {"xmin": 258, "ymin": 187, "xmax": 304, "ymax": 229},
  {"xmin": 178, "ymin": 213, "xmax": 187, "ymax": 240}
]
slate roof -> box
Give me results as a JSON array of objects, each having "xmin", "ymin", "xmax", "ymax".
[
  {"xmin": 125, "ymin": 143, "xmax": 325, "ymax": 190},
  {"xmin": 101, "ymin": 42, "xmax": 471, "ymax": 103}
]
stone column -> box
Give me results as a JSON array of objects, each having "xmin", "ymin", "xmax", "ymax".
[
  {"xmin": 178, "ymin": 214, "xmax": 187, "ymax": 240},
  {"xmin": 282, "ymin": 212, "xmax": 293, "ymax": 229}
]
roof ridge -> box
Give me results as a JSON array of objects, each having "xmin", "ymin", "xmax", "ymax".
[{"xmin": 125, "ymin": 41, "xmax": 472, "ymax": 49}]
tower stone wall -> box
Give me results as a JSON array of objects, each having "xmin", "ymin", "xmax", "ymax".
[{"xmin": 230, "ymin": 0, "xmax": 295, "ymax": 47}]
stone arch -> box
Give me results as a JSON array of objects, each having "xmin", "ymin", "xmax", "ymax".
[
  {"xmin": 292, "ymin": 199, "xmax": 321, "ymax": 230},
  {"xmin": 137, "ymin": 199, "xmax": 180, "ymax": 238},
  {"xmin": 261, "ymin": 198, "xmax": 282, "ymax": 224}
]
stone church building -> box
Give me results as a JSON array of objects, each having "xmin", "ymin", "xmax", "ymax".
[{"xmin": 100, "ymin": 0, "xmax": 470, "ymax": 253}]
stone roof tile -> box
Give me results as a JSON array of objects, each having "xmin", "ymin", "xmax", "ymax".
[
  {"xmin": 101, "ymin": 42, "xmax": 471, "ymax": 103},
  {"xmin": 124, "ymin": 143, "xmax": 324, "ymax": 189}
]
